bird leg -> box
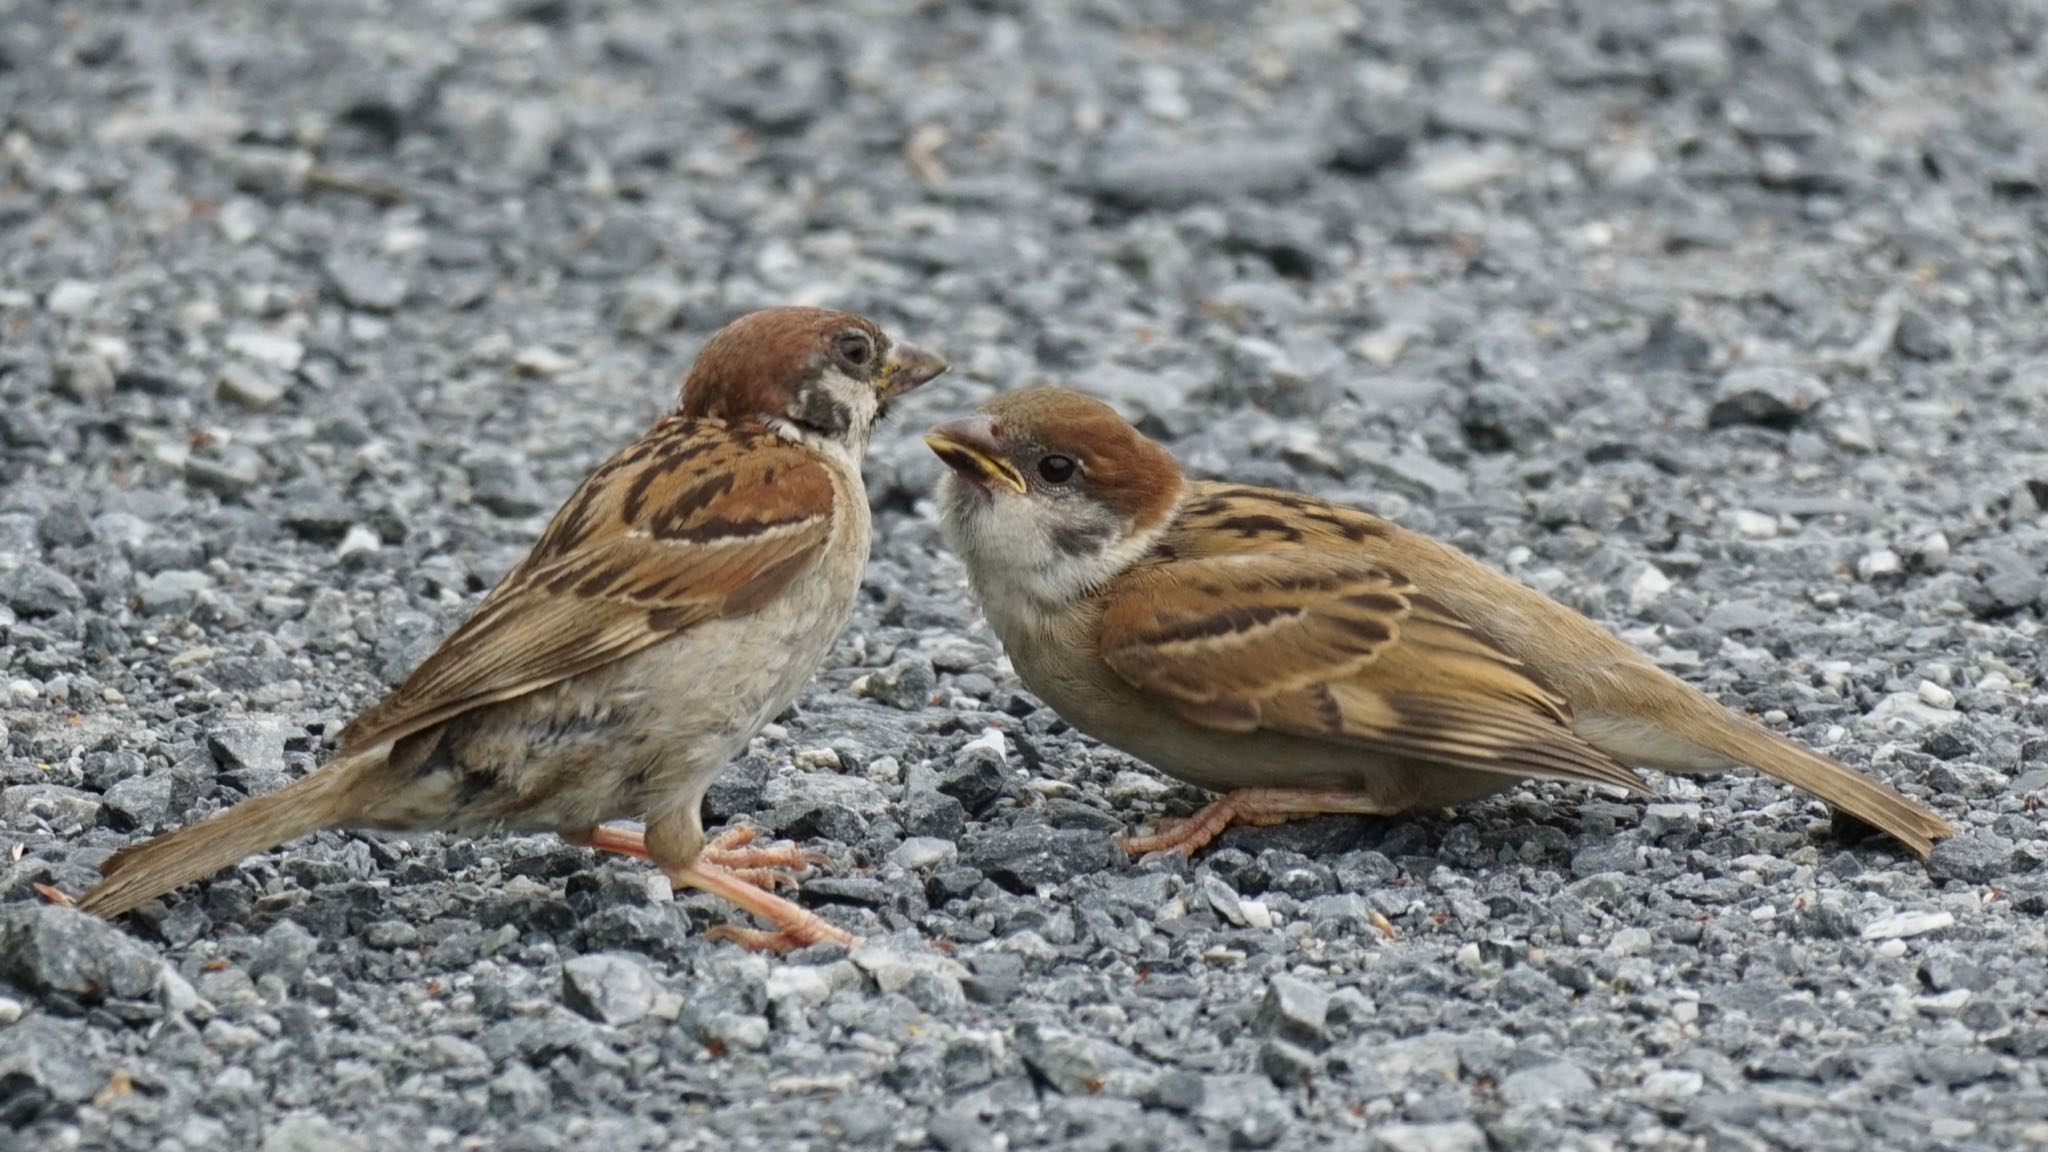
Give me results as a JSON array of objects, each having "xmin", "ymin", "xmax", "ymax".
[
  {"xmin": 1119, "ymin": 788, "xmax": 1398, "ymax": 857},
  {"xmin": 566, "ymin": 822, "xmax": 824, "ymax": 891},
  {"xmin": 676, "ymin": 861, "xmax": 859, "ymax": 953},
  {"xmin": 565, "ymin": 824, "xmax": 855, "ymax": 952}
]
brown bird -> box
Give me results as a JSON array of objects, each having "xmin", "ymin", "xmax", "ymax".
[
  {"xmin": 82, "ymin": 307, "xmax": 948, "ymax": 950},
  {"xmin": 926, "ymin": 386, "xmax": 1954, "ymax": 859}
]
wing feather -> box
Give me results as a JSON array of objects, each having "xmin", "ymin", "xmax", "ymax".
[
  {"xmin": 1100, "ymin": 494, "xmax": 1647, "ymax": 794},
  {"xmin": 338, "ymin": 419, "xmax": 837, "ymax": 752}
]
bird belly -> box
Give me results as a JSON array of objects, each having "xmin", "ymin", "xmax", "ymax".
[
  {"xmin": 373, "ymin": 540, "xmax": 865, "ymax": 836},
  {"xmin": 1012, "ymin": 644, "xmax": 1517, "ymax": 812}
]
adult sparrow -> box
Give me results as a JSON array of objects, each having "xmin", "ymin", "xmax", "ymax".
[
  {"xmin": 927, "ymin": 387, "xmax": 1954, "ymax": 859},
  {"xmin": 81, "ymin": 307, "xmax": 947, "ymax": 950}
]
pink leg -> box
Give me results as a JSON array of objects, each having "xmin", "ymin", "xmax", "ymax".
[{"xmin": 1120, "ymin": 788, "xmax": 1397, "ymax": 857}]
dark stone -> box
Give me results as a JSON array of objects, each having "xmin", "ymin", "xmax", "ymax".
[
  {"xmin": 965, "ymin": 827, "xmax": 1123, "ymax": 893},
  {"xmin": 1927, "ymin": 832, "xmax": 2020, "ymax": 884},
  {"xmin": 1707, "ymin": 366, "xmax": 1830, "ymax": 430},
  {"xmin": 0, "ymin": 905, "xmax": 161, "ymax": 1004}
]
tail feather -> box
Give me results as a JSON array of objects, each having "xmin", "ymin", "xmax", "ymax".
[
  {"xmin": 1703, "ymin": 718, "xmax": 1955, "ymax": 858},
  {"xmin": 80, "ymin": 759, "xmax": 363, "ymax": 918},
  {"xmin": 1576, "ymin": 699, "xmax": 1955, "ymax": 858}
]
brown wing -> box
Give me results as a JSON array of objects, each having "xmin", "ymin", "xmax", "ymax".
[
  {"xmin": 1099, "ymin": 544, "xmax": 1647, "ymax": 795},
  {"xmin": 338, "ymin": 418, "xmax": 837, "ymax": 753}
]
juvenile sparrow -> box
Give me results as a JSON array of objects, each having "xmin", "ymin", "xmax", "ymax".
[
  {"xmin": 82, "ymin": 307, "xmax": 947, "ymax": 950},
  {"xmin": 928, "ymin": 387, "xmax": 1954, "ymax": 859}
]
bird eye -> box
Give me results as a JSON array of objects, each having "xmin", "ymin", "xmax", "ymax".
[
  {"xmin": 834, "ymin": 331, "xmax": 875, "ymax": 369},
  {"xmin": 1037, "ymin": 454, "xmax": 1078, "ymax": 484}
]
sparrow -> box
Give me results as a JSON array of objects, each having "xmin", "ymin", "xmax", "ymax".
[
  {"xmin": 926, "ymin": 386, "xmax": 1955, "ymax": 860},
  {"xmin": 81, "ymin": 307, "xmax": 948, "ymax": 951}
]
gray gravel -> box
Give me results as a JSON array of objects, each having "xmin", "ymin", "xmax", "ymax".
[{"xmin": 4, "ymin": 1, "xmax": 2048, "ymax": 1149}]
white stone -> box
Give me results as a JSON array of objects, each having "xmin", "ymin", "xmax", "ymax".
[
  {"xmin": 1860, "ymin": 909, "xmax": 1953, "ymax": 940},
  {"xmin": 225, "ymin": 328, "xmax": 305, "ymax": 370},
  {"xmin": 1728, "ymin": 509, "xmax": 1778, "ymax": 538},
  {"xmin": 336, "ymin": 524, "xmax": 382, "ymax": 559},
  {"xmin": 1864, "ymin": 691, "xmax": 1962, "ymax": 732},
  {"xmin": 1916, "ymin": 989, "xmax": 1971, "ymax": 1017},
  {"xmin": 1627, "ymin": 563, "xmax": 1673, "ymax": 613},
  {"xmin": 514, "ymin": 345, "xmax": 573, "ymax": 376},
  {"xmin": 888, "ymin": 837, "xmax": 957, "ymax": 870},
  {"xmin": 1916, "ymin": 680, "xmax": 1957, "ymax": 710},
  {"xmin": 1856, "ymin": 548, "xmax": 1902, "ymax": 581},
  {"xmin": 961, "ymin": 727, "xmax": 1009, "ymax": 761},
  {"xmin": 46, "ymin": 279, "xmax": 99, "ymax": 316}
]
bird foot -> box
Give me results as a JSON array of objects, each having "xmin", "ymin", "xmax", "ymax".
[
  {"xmin": 570, "ymin": 823, "xmax": 825, "ymax": 892},
  {"xmin": 1119, "ymin": 788, "xmax": 1397, "ymax": 858},
  {"xmin": 678, "ymin": 861, "xmax": 858, "ymax": 953},
  {"xmin": 701, "ymin": 824, "xmax": 832, "ymax": 886},
  {"xmin": 567, "ymin": 824, "xmax": 854, "ymax": 951}
]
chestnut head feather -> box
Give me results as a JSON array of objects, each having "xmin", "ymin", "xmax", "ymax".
[
  {"xmin": 679, "ymin": 307, "xmax": 947, "ymax": 456},
  {"xmin": 929, "ymin": 386, "xmax": 1185, "ymax": 615}
]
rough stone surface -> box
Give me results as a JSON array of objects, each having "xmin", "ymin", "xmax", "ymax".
[{"xmin": 2, "ymin": 3, "xmax": 2043, "ymax": 1150}]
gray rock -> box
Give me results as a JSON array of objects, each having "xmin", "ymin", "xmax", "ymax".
[
  {"xmin": 102, "ymin": 771, "xmax": 175, "ymax": 829},
  {"xmin": 54, "ymin": 348, "xmax": 119, "ymax": 401},
  {"xmin": 263, "ymin": 1113, "xmax": 368, "ymax": 1152},
  {"xmin": 888, "ymin": 836, "xmax": 958, "ymax": 870},
  {"xmin": 250, "ymin": 920, "xmax": 319, "ymax": 988},
  {"xmin": 208, "ymin": 716, "xmax": 291, "ymax": 791},
  {"xmin": 1082, "ymin": 139, "xmax": 1327, "ymax": 208},
  {"xmin": 1893, "ymin": 307, "xmax": 1952, "ymax": 360},
  {"xmin": 218, "ymin": 362, "xmax": 290, "ymax": 410},
  {"xmin": 962, "ymin": 952, "xmax": 1024, "ymax": 1006},
  {"xmin": 617, "ymin": 276, "xmax": 687, "ymax": 336},
  {"xmin": 1257, "ymin": 1038, "xmax": 1319, "ymax": 1087},
  {"xmin": 562, "ymin": 952, "xmax": 658, "ymax": 1025},
  {"xmin": 864, "ymin": 657, "xmax": 936, "ymax": 711},
  {"xmin": 137, "ymin": 569, "xmax": 213, "ymax": 615},
  {"xmin": 0, "ymin": 1016, "xmax": 101, "ymax": 1126},
  {"xmin": 0, "ymin": 905, "xmax": 162, "ymax": 1002},
  {"xmin": 1254, "ymin": 973, "xmax": 1331, "ymax": 1050},
  {"xmin": 0, "ymin": 784, "xmax": 102, "ymax": 831},
  {"xmin": 1927, "ymin": 832, "xmax": 2020, "ymax": 884},
  {"xmin": 939, "ymin": 740, "xmax": 1012, "ymax": 814},
  {"xmin": 965, "ymin": 827, "xmax": 1123, "ymax": 892},
  {"xmin": 185, "ymin": 444, "xmax": 265, "ymax": 496},
  {"xmin": 1708, "ymin": 365, "xmax": 1831, "ymax": 430},
  {"xmin": 1, "ymin": 561, "xmax": 83, "ymax": 616},
  {"xmin": 1499, "ymin": 1059, "xmax": 1597, "ymax": 1108},
  {"xmin": 1372, "ymin": 1121, "xmax": 1487, "ymax": 1152},
  {"xmin": 1014, "ymin": 1023, "xmax": 1108, "ymax": 1095},
  {"xmin": 324, "ymin": 252, "xmax": 409, "ymax": 312},
  {"xmin": 467, "ymin": 457, "xmax": 551, "ymax": 518},
  {"xmin": 1966, "ymin": 548, "xmax": 2045, "ymax": 618}
]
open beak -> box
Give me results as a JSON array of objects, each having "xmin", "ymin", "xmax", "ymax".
[
  {"xmin": 925, "ymin": 413, "xmax": 1028, "ymax": 494},
  {"xmin": 877, "ymin": 340, "xmax": 949, "ymax": 400}
]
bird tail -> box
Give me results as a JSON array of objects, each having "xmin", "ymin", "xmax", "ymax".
[
  {"xmin": 1696, "ymin": 717, "xmax": 1955, "ymax": 858},
  {"xmin": 80, "ymin": 754, "xmax": 367, "ymax": 918},
  {"xmin": 1576, "ymin": 694, "xmax": 1954, "ymax": 859}
]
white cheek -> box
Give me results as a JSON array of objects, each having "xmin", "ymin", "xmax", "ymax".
[{"xmin": 937, "ymin": 476, "xmax": 1162, "ymax": 625}]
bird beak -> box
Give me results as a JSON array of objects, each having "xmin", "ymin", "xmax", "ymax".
[
  {"xmin": 925, "ymin": 414, "xmax": 1028, "ymax": 494},
  {"xmin": 877, "ymin": 340, "xmax": 949, "ymax": 399}
]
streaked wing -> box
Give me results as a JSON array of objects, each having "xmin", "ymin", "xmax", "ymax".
[
  {"xmin": 338, "ymin": 418, "xmax": 836, "ymax": 752},
  {"xmin": 1099, "ymin": 532, "xmax": 1646, "ymax": 794}
]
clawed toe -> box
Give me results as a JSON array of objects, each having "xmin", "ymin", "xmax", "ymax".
[
  {"xmin": 704, "ymin": 917, "xmax": 858, "ymax": 954},
  {"xmin": 679, "ymin": 860, "xmax": 858, "ymax": 953}
]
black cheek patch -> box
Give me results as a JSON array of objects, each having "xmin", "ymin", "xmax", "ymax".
[
  {"xmin": 793, "ymin": 381, "xmax": 854, "ymax": 439},
  {"xmin": 1049, "ymin": 516, "xmax": 1119, "ymax": 557}
]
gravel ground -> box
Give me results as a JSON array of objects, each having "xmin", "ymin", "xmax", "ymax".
[{"xmin": 4, "ymin": 1, "xmax": 2048, "ymax": 1149}]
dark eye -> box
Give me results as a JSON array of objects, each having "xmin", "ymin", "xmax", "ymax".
[
  {"xmin": 834, "ymin": 331, "xmax": 875, "ymax": 369},
  {"xmin": 1037, "ymin": 454, "xmax": 1078, "ymax": 484}
]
